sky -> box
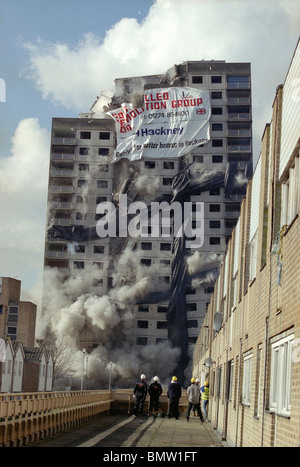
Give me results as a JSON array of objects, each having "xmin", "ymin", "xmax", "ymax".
[{"xmin": 0, "ymin": 0, "xmax": 299, "ymax": 307}]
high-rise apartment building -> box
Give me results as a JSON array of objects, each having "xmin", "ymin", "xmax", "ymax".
[{"xmin": 44, "ymin": 60, "xmax": 252, "ymax": 384}]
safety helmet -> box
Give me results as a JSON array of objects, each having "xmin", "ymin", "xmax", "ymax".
[
  {"xmin": 191, "ymin": 377, "xmax": 196, "ymax": 383},
  {"xmin": 172, "ymin": 376, "xmax": 177, "ymax": 382},
  {"xmin": 154, "ymin": 376, "xmax": 159, "ymax": 382},
  {"xmin": 140, "ymin": 374, "xmax": 146, "ymax": 380},
  {"xmin": 204, "ymin": 381, "xmax": 209, "ymax": 386},
  {"xmin": 196, "ymin": 378, "xmax": 200, "ymax": 383}
]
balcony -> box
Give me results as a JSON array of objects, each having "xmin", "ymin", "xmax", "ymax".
[
  {"xmin": 227, "ymin": 137, "xmax": 251, "ymax": 153},
  {"xmin": 227, "ymin": 96, "xmax": 250, "ymax": 104},
  {"xmin": 227, "ymin": 128, "xmax": 251, "ymax": 137},
  {"xmin": 53, "ymin": 218, "xmax": 72, "ymax": 226},
  {"xmin": 227, "ymin": 113, "xmax": 250, "ymax": 121},
  {"xmin": 52, "ymin": 137, "xmax": 76, "ymax": 145},
  {"xmin": 49, "ymin": 185, "xmax": 73, "ymax": 194},
  {"xmin": 45, "ymin": 251, "xmax": 69, "ymax": 259},
  {"xmin": 50, "ymin": 168, "xmax": 74, "ymax": 177},
  {"xmin": 225, "ymin": 211, "xmax": 240, "ymax": 218},
  {"xmin": 51, "ymin": 153, "xmax": 75, "ymax": 162},
  {"xmin": 227, "ymin": 144, "xmax": 251, "ymax": 152},
  {"xmin": 50, "ymin": 202, "xmax": 73, "ymax": 210}
]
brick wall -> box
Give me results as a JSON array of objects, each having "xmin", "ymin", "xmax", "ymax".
[{"xmin": 193, "ymin": 76, "xmax": 300, "ymax": 446}]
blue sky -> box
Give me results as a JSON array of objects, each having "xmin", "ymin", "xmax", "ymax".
[
  {"xmin": 0, "ymin": 0, "xmax": 153, "ymax": 153},
  {"xmin": 0, "ymin": 0, "xmax": 299, "ymax": 304}
]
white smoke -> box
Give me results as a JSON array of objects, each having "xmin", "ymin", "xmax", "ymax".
[
  {"xmin": 40, "ymin": 240, "xmax": 180, "ymax": 388},
  {"xmin": 134, "ymin": 174, "xmax": 160, "ymax": 198},
  {"xmin": 191, "ymin": 272, "xmax": 217, "ymax": 290},
  {"xmin": 186, "ymin": 251, "xmax": 223, "ymax": 276},
  {"xmin": 235, "ymin": 173, "xmax": 249, "ymax": 186}
]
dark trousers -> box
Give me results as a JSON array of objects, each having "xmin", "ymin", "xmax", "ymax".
[
  {"xmin": 186, "ymin": 401, "xmax": 203, "ymax": 420},
  {"xmin": 149, "ymin": 396, "xmax": 159, "ymax": 412},
  {"xmin": 133, "ymin": 395, "xmax": 145, "ymax": 415},
  {"xmin": 168, "ymin": 397, "xmax": 180, "ymax": 419}
]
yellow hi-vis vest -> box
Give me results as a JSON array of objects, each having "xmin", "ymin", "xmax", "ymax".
[{"xmin": 201, "ymin": 386, "xmax": 209, "ymax": 400}]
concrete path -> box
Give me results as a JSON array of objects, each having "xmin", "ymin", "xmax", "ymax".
[{"xmin": 31, "ymin": 414, "xmax": 224, "ymax": 449}]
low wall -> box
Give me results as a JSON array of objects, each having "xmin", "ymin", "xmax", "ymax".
[
  {"xmin": 111, "ymin": 389, "xmax": 188, "ymax": 416},
  {"xmin": 0, "ymin": 389, "xmax": 189, "ymax": 447},
  {"xmin": 0, "ymin": 390, "xmax": 112, "ymax": 447}
]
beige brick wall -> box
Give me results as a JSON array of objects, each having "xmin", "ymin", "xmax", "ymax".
[{"xmin": 193, "ymin": 81, "xmax": 300, "ymax": 447}]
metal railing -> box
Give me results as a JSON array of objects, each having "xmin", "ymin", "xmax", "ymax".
[{"xmin": 0, "ymin": 390, "xmax": 112, "ymax": 447}]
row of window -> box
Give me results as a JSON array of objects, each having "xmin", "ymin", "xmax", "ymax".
[
  {"xmin": 137, "ymin": 319, "xmax": 198, "ymax": 329},
  {"xmin": 79, "ymin": 147, "xmax": 110, "ymax": 156},
  {"xmin": 136, "ymin": 336, "xmax": 198, "ymax": 346},
  {"xmin": 77, "ymin": 179, "xmax": 110, "ymax": 188},
  {"xmin": 77, "ymin": 163, "xmax": 110, "ymax": 172},
  {"xmin": 0, "ymin": 305, "xmax": 18, "ymax": 315},
  {"xmin": 79, "ymin": 131, "xmax": 111, "ymax": 140},
  {"xmin": 211, "ymin": 333, "xmax": 293, "ymax": 418},
  {"xmin": 144, "ymin": 160, "xmax": 176, "ymax": 170},
  {"xmin": 2, "ymin": 360, "xmax": 23, "ymax": 376},
  {"xmin": 191, "ymin": 75, "xmax": 250, "ymax": 86},
  {"xmin": 137, "ymin": 305, "xmax": 168, "ymax": 313}
]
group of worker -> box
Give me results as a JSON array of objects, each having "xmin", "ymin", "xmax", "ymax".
[{"xmin": 132, "ymin": 374, "xmax": 210, "ymax": 421}]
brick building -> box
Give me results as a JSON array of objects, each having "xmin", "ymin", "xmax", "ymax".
[
  {"xmin": 192, "ymin": 39, "xmax": 300, "ymax": 447},
  {"xmin": 0, "ymin": 277, "xmax": 53, "ymax": 392},
  {"xmin": 0, "ymin": 277, "xmax": 36, "ymax": 346}
]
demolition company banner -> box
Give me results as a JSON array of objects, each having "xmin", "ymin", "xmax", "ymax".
[{"xmin": 107, "ymin": 87, "xmax": 211, "ymax": 162}]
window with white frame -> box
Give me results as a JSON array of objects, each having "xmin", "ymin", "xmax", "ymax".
[
  {"xmin": 254, "ymin": 347, "xmax": 263, "ymax": 418},
  {"xmin": 281, "ymin": 154, "xmax": 299, "ymax": 226},
  {"xmin": 242, "ymin": 353, "xmax": 252, "ymax": 405},
  {"xmin": 270, "ymin": 333, "xmax": 293, "ymax": 416},
  {"xmin": 249, "ymin": 232, "xmax": 258, "ymax": 281}
]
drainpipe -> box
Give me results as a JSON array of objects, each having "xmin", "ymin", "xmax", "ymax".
[
  {"xmin": 261, "ymin": 239, "xmax": 275, "ymax": 446},
  {"xmin": 235, "ymin": 337, "xmax": 243, "ymax": 447},
  {"xmin": 261, "ymin": 316, "xmax": 269, "ymax": 447},
  {"xmin": 222, "ymin": 349, "xmax": 229, "ymax": 441}
]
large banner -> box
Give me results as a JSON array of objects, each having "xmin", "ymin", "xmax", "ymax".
[{"xmin": 107, "ymin": 87, "xmax": 211, "ymax": 162}]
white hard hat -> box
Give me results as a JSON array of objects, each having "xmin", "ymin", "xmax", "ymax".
[
  {"xmin": 140, "ymin": 374, "xmax": 146, "ymax": 379},
  {"xmin": 154, "ymin": 376, "xmax": 159, "ymax": 381}
]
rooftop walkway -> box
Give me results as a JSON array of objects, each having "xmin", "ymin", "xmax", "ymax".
[{"xmin": 30, "ymin": 413, "xmax": 225, "ymax": 449}]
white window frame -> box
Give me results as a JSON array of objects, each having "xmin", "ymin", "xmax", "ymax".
[
  {"xmin": 270, "ymin": 333, "xmax": 293, "ymax": 417},
  {"xmin": 281, "ymin": 154, "xmax": 299, "ymax": 226},
  {"xmin": 256, "ymin": 347, "xmax": 263, "ymax": 418},
  {"xmin": 249, "ymin": 232, "xmax": 258, "ymax": 281},
  {"xmin": 242, "ymin": 353, "xmax": 252, "ymax": 405}
]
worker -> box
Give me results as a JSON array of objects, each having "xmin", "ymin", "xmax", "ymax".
[
  {"xmin": 133, "ymin": 374, "xmax": 148, "ymax": 416},
  {"xmin": 148, "ymin": 376, "xmax": 163, "ymax": 417},
  {"xmin": 200, "ymin": 381, "xmax": 210, "ymax": 419},
  {"xmin": 167, "ymin": 376, "xmax": 182, "ymax": 419},
  {"xmin": 186, "ymin": 377, "xmax": 203, "ymax": 422},
  {"xmin": 192, "ymin": 378, "xmax": 200, "ymax": 416}
]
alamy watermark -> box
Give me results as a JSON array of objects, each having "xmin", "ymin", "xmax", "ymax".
[
  {"xmin": 96, "ymin": 194, "xmax": 204, "ymax": 249},
  {"xmin": 0, "ymin": 78, "xmax": 6, "ymax": 103}
]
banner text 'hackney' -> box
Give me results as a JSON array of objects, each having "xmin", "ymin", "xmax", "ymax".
[{"xmin": 106, "ymin": 87, "xmax": 211, "ymax": 162}]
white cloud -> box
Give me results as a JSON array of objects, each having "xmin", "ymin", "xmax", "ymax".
[
  {"xmin": 23, "ymin": 0, "xmax": 299, "ymax": 160},
  {"xmin": 2, "ymin": 0, "xmax": 298, "ymax": 302},
  {"xmin": 0, "ymin": 118, "xmax": 50, "ymax": 296}
]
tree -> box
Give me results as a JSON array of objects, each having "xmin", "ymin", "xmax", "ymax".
[{"xmin": 36, "ymin": 337, "xmax": 79, "ymax": 382}]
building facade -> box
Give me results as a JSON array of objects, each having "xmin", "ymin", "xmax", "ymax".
[
  {"xmin": 0, "ymin": 339, "xmax": 53, "ymax": 393},
  {"xmin": 192, "ymin": 39, "xmax": 300, "ymax": 447},
  {"xmin": 0, "ymin": 277, "xmax": 37, "ymax": 346},
  {"xmin": 44, "ymin": 61, "xmax": 252, "ymax": 382},
  {"xmin": 0, "ymin": 277, "xmax": 54, "ymax": 392}
]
